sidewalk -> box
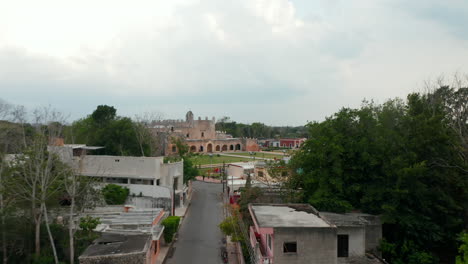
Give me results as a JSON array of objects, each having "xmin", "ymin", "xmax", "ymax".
[
  {"xmin": 226, "ymin": 236, "xmax": 240, "ymax": 264},
  {"xmin": 156, "ymin": 193, "xmax": 192, "ymax": 264}
]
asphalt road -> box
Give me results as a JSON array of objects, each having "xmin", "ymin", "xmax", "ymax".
[{"xmin": 166, "ymin": 181, "xmax": 224, "ymax": 264}]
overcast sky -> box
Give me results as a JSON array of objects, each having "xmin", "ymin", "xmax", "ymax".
[{"xmin": 1, "ymin": 0, "xmax": 467, "ymax": 126}]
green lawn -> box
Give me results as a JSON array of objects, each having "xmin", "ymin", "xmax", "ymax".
[
  {"xmin": 225, "ymin": 152, "xmax": 286, "ymax": 160},
  {"xmin": 189, "ymin": 154, "xmax": 253, "ymax": 165},
  {"xmin": 198, "ymin": 167, "xmax": 222, "ymax": 177}
]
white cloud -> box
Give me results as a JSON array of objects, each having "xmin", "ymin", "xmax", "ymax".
[{"xmin": 0, "ymin": 0, "xmax": 467, "ymax": 125}]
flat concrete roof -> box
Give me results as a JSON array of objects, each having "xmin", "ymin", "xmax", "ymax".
[
  {"xmin": 80, "ymin": 233, "xmax": 150, "ymax": 258},
  {"xmin": 320, "ymin": 212, "xmax": 381, "ymax": 227},
  {"xmin": 250, "ymin": 204, "xmax": 333, "ymax": 228}
]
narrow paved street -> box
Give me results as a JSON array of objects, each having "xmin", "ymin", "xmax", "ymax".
[{"xmin": 166, "ymin": 181, "xmax": 224, "ymax": 264}]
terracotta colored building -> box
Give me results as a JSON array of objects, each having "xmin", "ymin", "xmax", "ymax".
[
  {"xmin": 152, "ymin": 111, "xmax": 260, "ymax": 155},
  {"xmin": 279, "ymin": 138, "xmax": 306, "ymax": 148}
]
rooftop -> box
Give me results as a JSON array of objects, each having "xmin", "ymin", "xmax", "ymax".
[
  {"xmin": 83, "ymin": 208, "xmax": 165, "ymax": 234},
  {"xmin": 79, "ymin": 233, "xmax": 150, "ymax": 258},
  {"xmin": 320, "ymin": 212, "xmax": 381, "ymax": 227},
  {"xmin": 250, "ymin": 204, "xmax": 333, "ymax": 228}
]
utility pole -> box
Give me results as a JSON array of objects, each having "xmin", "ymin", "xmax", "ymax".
[{"xmin": 222, "ymin": 161, "xmax": 225, "ymax": 193}]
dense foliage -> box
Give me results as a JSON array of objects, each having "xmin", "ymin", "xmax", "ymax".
[
  {"xmin": 161, "ymin": 216, "xmax": 181, "ymax": 243},
  {"xmin": 101, "ymin": 184, "xmax": 129, "ymax": 205},
  {"xmin": 215, "ymin": 117, "xmax": 307, "ymax": 139},
  {"xmin": 290, "ymin": 87, "xmax": 468, "ymax": 263},
  {"xmin": 66, "ymin": 105, "xmax": 156, "ymax": 156},
  {"xmin": 457, "ymin": 232, "xmax": 468, "ymax": 264},
  {"xmin": 172, "ymin": 137, "xmax": 199, "ymax": 183}
]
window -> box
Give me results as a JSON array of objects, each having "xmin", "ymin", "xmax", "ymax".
[
  {"xmin": 257, "ymin": 171, "xmax": 264, "ymax": 177},
  {"xmin": 267, "ymin": 234, "xmax": 272, "ymax": 250},
  {"xmin": 172, "ymin": 146, "xmax": 177, "ymax": 153},
  {"xmin": 201, "ymin": 132, "xmax": 204, "ymax": 137},
  {"xmin": 130, "ymin": 179, "xmax": 153, "ymax": 185},
  {"xmin": 337, "ymin": 235, "xmax": 349, "ymax": 257},
  {"xmin": 186, "ymin": 133, "xmax": 189, "ymax": 138},
  {"xmin": 283, "ymin": 242, "xmax": 297, "ymax": 253},
  {"xmin": 156, "ymin": 179, "xmax": 160, "ymax": 186},
  {"xmin": 105, "ymin": 177, "xmax": 128, "ymax": 184}
]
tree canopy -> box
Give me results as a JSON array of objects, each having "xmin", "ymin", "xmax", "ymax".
[
  {"xmin": 290, "ymin": 87, "xmax": 468, "ymax": 263},
  {"xmin": 216, "ymin": 117, "xmax": 307, "ymax": 139},
  {"xmin": 66, "ymin": 105, "xmax": 155, "ymax": 156}
]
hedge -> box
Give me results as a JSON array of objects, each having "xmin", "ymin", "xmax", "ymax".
[{"xmin": 162, "ymin": 216, "xmax": 181, "ymax": 243}]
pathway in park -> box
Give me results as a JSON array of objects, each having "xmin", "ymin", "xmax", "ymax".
[{"xmin": 165, "ymin": 181, "xmax": 225, "ymax": 264}]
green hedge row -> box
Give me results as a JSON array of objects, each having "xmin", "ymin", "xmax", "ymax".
[{"xmin": 162, "ymin": 216, "xmax": 181, "ymax": 243}]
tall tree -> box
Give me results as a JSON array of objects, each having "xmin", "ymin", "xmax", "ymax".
[{"xmin": 290, "ymin": 87, "xmax": 467, "ymax": 263}]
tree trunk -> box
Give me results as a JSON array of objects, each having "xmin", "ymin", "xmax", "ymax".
[
  {"xmin": 0, "ymin": 162, "xmax": 7, "ymax": 264},
  {"xmin": 34, "ymin": 209, "xmax": 42, "ymax": 256},
  {"xmin": 69, "ymin": 196, "xmax": 75, "ymax": 264},
  {"xmin": 43, "ymin": 203, "xmax": 59, "ymax": 264},
  {"xmin": 1, "ymin": 193, "xmax": 7, "ymax": 264}
]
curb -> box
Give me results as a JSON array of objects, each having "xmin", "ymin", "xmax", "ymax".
[{"xmin": 161, "ymin": 188, "xmax": 194, "ymax": 264}]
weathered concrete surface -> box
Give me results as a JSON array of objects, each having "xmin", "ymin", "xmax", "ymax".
[{"xmin": 165, "ymin": 181, "xmax": 224, "ymax": 264}]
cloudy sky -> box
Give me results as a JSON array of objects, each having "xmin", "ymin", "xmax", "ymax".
[{"xmin": 1, "ymin": 0, "xmax": 467, "ymax": 125}]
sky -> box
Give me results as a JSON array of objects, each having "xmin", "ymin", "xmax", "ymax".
[{"xmin": 1, "ymin": 0, "xmax": 467, "ymax": 126}]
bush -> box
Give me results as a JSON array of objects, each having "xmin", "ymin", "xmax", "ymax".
[
  {"xmin": 161, "ymin": 216, "xmax": 181, "ymax": 243},
  {"xmin": 102, "ymin": 184, "xmax": 129, "ymax": 204},
  {"xmin": 79, "ymin": 216, "xmax": 101, "ymax": 232}
]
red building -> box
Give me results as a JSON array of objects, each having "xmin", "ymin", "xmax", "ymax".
[{"xmin": 279, "ymin": 138, "xmax": 306, "ymax": 148}]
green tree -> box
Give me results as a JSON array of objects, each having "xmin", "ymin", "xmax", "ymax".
[
  {"xmin": 68, "ymin": 105, "xmax": 154, "ymax": 156},
  {"xmin": 173, "ymin": 137, "xmax": 198, "ymax": 183},
  {"xmin": 290, "ymin": 88, "xmax": 467, "ymax": 263},
  {"xmin": 457, "ymin": 232, "xmax": 468, "ymax": 264},
  {"xmin": 91, "ymin": 105, "xmax": 116, "ymax": 126},
  {"xmin": 102, "ymin": 184, "xmax": 129, "ymax": 205}
]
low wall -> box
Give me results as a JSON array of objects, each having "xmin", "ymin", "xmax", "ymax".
[
  {"xmin": 79, "ymin": 251, "xmax": 147, "ymax": 264},
  {"xmin": 126, "ymin": 196, "xmax": 171, "ymax": 212}
]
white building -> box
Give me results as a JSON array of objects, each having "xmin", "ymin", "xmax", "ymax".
[
  {"xmin": 49, "ymin": 144, "xmax": 186, "ymax": 212},
  {"xmin": 226, "ymin": 162, "xmax": 256, "ymax": 179}
]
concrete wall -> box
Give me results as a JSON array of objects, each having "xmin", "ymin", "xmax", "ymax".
[
  {"xmin": 126, "ymin": 196, "xmax": 171, "ymax": 212},
  {"xmin": 337, "ymin": 227, "xmax": 365, "ymax": 257},
  {"xmin": 365, "ymin": 222, "xmax": 382, "ymax": 255},
  {"xmin": 77, "ymin": 155, "xmax": 163, "ymax": 179},
  {"xmin": 273, "ymin": 227, "xmax": 337, "ymax": 264},
  {"xmin": 227, "ymin": 165, "xmax": 245, "ymax": 179},
  {"xmin": 79, "ymin": 251, "xmax": 147, "ymax": 264},
  {"xmin": 160, "ymin": 161, "xmax": 183, "ymax": 190}
]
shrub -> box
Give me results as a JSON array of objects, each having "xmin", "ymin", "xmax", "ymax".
[
  {"xmin": 102, "ymin": 184, "xmax": 129, "ymax": 204},
  {"xmin": 79, "ymin": 216, "xmax": 101, "ymax": 232},
  {"xmin": 161, "ymin": 216, "xmax": 181, "ymax": 243}
]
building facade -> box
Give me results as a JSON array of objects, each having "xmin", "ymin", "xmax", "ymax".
[
  {"xmin": 279, "ymin": 138, "xmax": 306, "ymax": 149},
  {"xmin": 248, "ymin": 204, "xmax": 383, "ymax": 264},
  {"xmin": 152, "ymin": 111, "xmax": 260, "ymax": 155},
  {"xmin": 49, "ymin": 144, "xmax": 186, "ymax": 213}
]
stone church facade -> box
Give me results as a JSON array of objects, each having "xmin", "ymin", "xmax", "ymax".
[{"xmin": 152, "ymin": 111, "xmax": 260, "ymax": 155}]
